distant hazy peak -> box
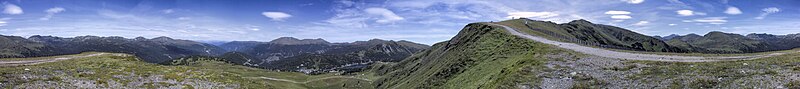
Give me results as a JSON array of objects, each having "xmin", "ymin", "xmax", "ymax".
[
  {"xmin": 269, "ymin": 37, "xmax": 330, "ymax": 45},
  {"xmin": 685, "ymin": 34, "xmax": 701, "ymax": 37},
  {"xmin": 703, "ymin": 31, "xmax": 742, "ymax": 37},
  {"xmin": 358, "ymin": 38, "xmax": 403, "ymax": 44},
  {"xmin": 134, "ymin": 37, "xmax": 147, "ymax": 40},
  {"xmin": 153, "ymin": 36, "xmax": 174, "ymax": 40}
]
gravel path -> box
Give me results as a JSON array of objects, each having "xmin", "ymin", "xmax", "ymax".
[
  {"xmin": 486, "ymin": 23, "xmax": 793, "ymax": 62},
  {"xmin": 0, "ymin": 53, "xmax": 106, "ymax": 67}
]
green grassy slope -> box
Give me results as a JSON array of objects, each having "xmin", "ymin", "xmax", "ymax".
[
  {"xmin": 373, "ymin": 23, "xmax": 574, "ymax": 88},
  {"xmin": 0, "ymin": 53, "xmax": 375, "ymax": 89}
]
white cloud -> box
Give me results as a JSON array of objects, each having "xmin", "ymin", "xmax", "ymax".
[
  {"xmin": 3, "ymin": 4, "xmax": 23, "ymax": 15},
  {"xmin": 755, "ymin": 7, "xmax": 780, "ymax": 19},
  {"xmin": 261, "ymin": 12, "xmax": 292, "ymax": 21},
  {"xmin": 0, "ymin": 17, "xmax": 10, "ymax": 27},
  {"xmin": 604, "ymin": 10, "xmax": 631, "ymax": 15},
  {"xmin": 40, "ymin": 7, "xmax": 66, "ymax": 20},
  {"xmin": 0, "ymin": 20, "xmax": 6, "ymax": 26},
  {"xmin": 633, "ymin": 21, "xmax": 649, "ymax": 26},
  {"xmin": 690, "ymin": 17, "xmax": 727, "ymax": 24},
  {"xmin": 610, "ymin": 15, "xmax": 632, "ymax": 19},
  {"xmin": 364, "ymin": 8, "xmax": 405, "ymax": 23},
  {"xmin": 724, "ymin": 6, "xmax": 742, "ymax": 15},
  {"xmin": 668, "ymin": 24, "xmax": 677, "ymax": 26},
  {"xmin": 623, "ymin": 0, "xmax": 645, "ymax": 4},
  {"xmin": 676, "ymin": 10, "xmax": 693, "ymax": 16},
  {"xmin": 245, "ymin": 25, "xmax": 261, "ymax": 31},
  {"xmin": 506, "ymin": 12, "xmax": 559, "ymax": 19}
]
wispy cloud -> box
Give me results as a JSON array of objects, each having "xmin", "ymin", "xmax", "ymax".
[
  {"xmin": 622, "ymin": 0, "xmax": 645, "ymax": 4},
  {"xmin": 686, "ymin": 17, "xmax": 727, "ymax": 24},
  {"xmin": 0, "ymin": 19, "xmax": 7, "ymax": 26},
  {"xmin": 633, "ymin": 21, "xmax": 649, "ymax": 26},
  {"xmin": 605, "ymin": 10, "xmax": 631, "ymax": 15},
  {"xmin": 611, "ymin": 15, "xmax": 632, "ymax": 19},
  {"xmin": 364, "ymin": 8, "xmax": 404, "ymax": 23},
  {"xmin": 2, "ymin": 3, "xmax": 23, "ymax": 15},
  {"xmin": 755, "ymin": 7, "xmax": 780, "ymax": 19},
  {"xmin": 40, "ymin": 7, "xmax": 66, "ymax": 20}
]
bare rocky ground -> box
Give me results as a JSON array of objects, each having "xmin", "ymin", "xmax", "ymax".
[{"xmin": 515, "ymin": 53, "xmax": 799, "ymax": 89}]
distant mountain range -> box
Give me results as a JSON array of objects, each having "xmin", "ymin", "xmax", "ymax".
[
  {"xmin": 655, "ymin": 32, "xmax": 800, "ymax": 53},
  {"xmin": 1, "ymin": 35, "xmax": 225, "ymax": 63},
  {"xmin": 496, "ymin": 18, "xmax": 799, "ymax": 53},
  {"xmin": 218, "ymin": 37, "xmax": 429, "ymax": 73},
  {"xmin": 503, "ymin": 19, "xmax": 683, "ymax": 52},
  {"xmin": 0, "ymin": 34, "xmax": 429, "ymax": 73}
]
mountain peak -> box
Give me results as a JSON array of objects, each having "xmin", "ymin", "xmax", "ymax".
[
  {"xmin": 704, "ymin": 31, "xmax": 733, "ymax": 37},
  {"xmin": 567, "ymin": 19, "xmax": 593, "ymax": 24},
  {"xmin": 153, "ymin": 36, "xmax": 174, "ymax": 40},
  {"xmin": 269, "ymin": 37, "xmax": 330, "ymax": 45},
  {"xmin": 352, "ymin": 39, "xmax": 391, "ymax": 45}
]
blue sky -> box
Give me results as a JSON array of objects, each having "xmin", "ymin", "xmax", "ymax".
[{"xmin": 0, "ymin": 0, "xmax": 798, "ymax": 44}]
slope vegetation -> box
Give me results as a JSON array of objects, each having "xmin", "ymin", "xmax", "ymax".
[
  {"xmin": 374, "ymin": 23, "xmax": 571, "ymax": 88},
  {"xmin": 0, "ymin": 52, "xmax": 375, "ymax": 89}
]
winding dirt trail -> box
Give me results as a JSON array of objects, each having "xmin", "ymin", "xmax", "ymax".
[
  {"xmin": 486, "ymin": 23, "xmax": 794, "ymax": 62},
  {"xmin": 0, "ymin": 53, "xmax": 106, "ymax": 67}
]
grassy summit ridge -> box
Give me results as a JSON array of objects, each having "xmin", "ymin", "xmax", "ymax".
[{"xmin": 373, "ymin": 22, "xmax": 574, "ymax": 88}]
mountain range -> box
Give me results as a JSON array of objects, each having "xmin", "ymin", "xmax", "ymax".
[
  {"xmin": 218, "ymin": 38, "xmax": 429, "ymax": 73},
  {"xmin": 503, "ymin": 19, "xmax": 683, "ymax": 52},
  {"xmin": 1, "ymin": 35, "xmax": 225, "ymax": 63},
  {"xmin": 656, "ymin": 32, "xmax": 800, "ymax": 53},
  {"xmin": 0, "ymin": 34, "xmax": 429, "ymax": 74},
  {"xmin": 493, "ymin": 18, "xmax": 799, "ymax": 53}
]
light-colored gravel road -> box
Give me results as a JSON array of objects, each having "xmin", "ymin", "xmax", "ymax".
[
  {"xmin": 0, "ymin": 53, "xmax": 106, "ymax": 67},
  {"xmin": 486, "ymin": 23, "xmax": 792, "ymax": 62}
]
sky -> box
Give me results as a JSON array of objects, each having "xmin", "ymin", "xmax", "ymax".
[{"xmin": 0, "ymin": 0, "xmax": 799, "ymax": 44}]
